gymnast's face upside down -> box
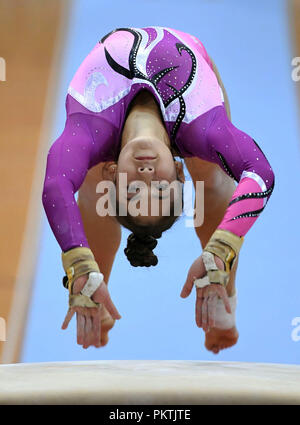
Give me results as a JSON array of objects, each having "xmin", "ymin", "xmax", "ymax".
[
  {"xmin": 104, "ymin": 136, "xmax": 185, "ymax": 228},
  {"xmin": 102, "ymin": 87, "xmax": 186, "ymax": 233}
]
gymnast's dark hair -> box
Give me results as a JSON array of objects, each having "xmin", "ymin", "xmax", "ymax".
[{"xmin": 115, "ymin": 199, "xmax": 182, "ymax": 267}]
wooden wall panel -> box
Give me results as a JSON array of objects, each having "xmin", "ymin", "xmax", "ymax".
[{"xmin": 0, "ymin": 0, "xmax": 70, "ymax": 363}]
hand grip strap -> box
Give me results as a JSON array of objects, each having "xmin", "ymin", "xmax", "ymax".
[
  {"xmin": 62, "ymin": 247, "xmax": 100, "ymax": 294},
  {"xmin": 204, "ymin": 229, "xmax": 244, "ymax": 274},
  {"xmin": 194, "ymin": 230, "xmax": 244, "ymax": 288}
]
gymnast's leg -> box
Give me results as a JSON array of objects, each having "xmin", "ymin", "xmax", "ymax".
[
  {"xmin": 77, "ymin": 162, "xmax": 121, "ymax": 347},
  {"xmin": 184, "ymin": 157, "xmax": 239, "ymax": 354}
]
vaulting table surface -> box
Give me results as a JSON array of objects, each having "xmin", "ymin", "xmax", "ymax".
[{"xmin": 0, "ymin": 360, "xmax": 300, "ymax": 404}]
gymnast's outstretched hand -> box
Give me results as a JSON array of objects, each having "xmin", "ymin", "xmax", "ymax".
[
  {"xmin": 180, "ymin": 254, "xmax": 231, "ymax": 332},
  {"xmin": 61, "ymin": 274, "xmax": 121, "ymax": 348}
]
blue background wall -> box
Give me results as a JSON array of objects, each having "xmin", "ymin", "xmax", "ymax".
[{"xmin": 22, "ymin": 0, "xmax": 300, "ymax": 364}]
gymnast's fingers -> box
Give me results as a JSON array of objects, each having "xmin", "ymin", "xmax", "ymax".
[
  {"xmin": 207, "ymin": 294, "xmax": 218, "ymax": 329},
  {"xmin": 83, "ymin": 315, "xmax": 93, "ymax": 349},
  {"xmin": 201, "ymin": 297, "xmax": 209, "ymax": 332},
  {"xmin": 93, "ymin": 283, "xmax": 121, "ymax": 321},
  {"xmin": 92, "ymin": 309, "xmax": 102, "ymax": 347},
  {"xmin": 61, "ymin": 308, "xmax": 75, "ymax": 330},
  {"xmin": 218, "ymin": 287, "xmax": 232, "ymax": 314},
  {"xmin": 195, "ymin": 288, "xmax": 203, "ymax": 328},
  {"xmin": 76, "ymin": 312, "xmax": 85, "ymax": 346}
]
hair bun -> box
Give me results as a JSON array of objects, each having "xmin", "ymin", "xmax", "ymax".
[{"xmin": 124, "ymin": 233, "xmax": 159, "ymax": 267}]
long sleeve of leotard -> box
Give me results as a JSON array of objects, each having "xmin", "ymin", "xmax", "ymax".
[
  {"xmin": 181, "ymin": 105, "xmax": 275, "ymax": 238},
  {"xmin": 42, "ymin": 97, "xmax": 120, "ymax": 253},
  {"xmin": 42, "ymin": 95, "xmax": 119, "ymax": 252},
  {"xmin": 42, "ymin": 112, "xmax": 97, "ymax": 252}
]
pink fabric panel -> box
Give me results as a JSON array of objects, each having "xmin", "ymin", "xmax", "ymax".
[{"xmin": 218, "ymin": 177, "xmax": 265, "ymax": 236}]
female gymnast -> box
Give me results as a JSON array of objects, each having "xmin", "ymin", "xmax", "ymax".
[{"xmin": 42, "ymin": 26, "xmax": 275, "ymax": 354}]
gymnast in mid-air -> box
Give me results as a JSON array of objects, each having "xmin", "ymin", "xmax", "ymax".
[{"xmin": 42, "ymin": 26, "xmax": 274, "ymax": 353}]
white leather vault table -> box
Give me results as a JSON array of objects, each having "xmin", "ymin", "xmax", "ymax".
[{"xmin": 0, "ymin": 360, "xmax": 300, "ymax": 405}]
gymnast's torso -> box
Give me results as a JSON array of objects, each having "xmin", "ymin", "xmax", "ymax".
[{"xmin": 66, "ymin": 26, "xmax": 224, "ymax": 161}]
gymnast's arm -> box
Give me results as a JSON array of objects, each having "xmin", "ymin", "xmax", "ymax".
[
  {"xmin": 42, "ymin": 112, "xmax": 98, "ymax": 252},
  {"xmin": 180, "ymin": 106, "xmax": 275, "ymax": 323},
  {"xmin": 204, "ymin": 107, "xmax": 275, "ymax": 239},
  {"xmin": 42, "ymin": 110, "xmax": 121, "ymax": 325}
]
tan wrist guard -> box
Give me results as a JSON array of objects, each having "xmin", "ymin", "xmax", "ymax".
[
  {"xmin": 62, "ymin": 247, "xmax": 100, "ymax": 294},
  {"xmin": 69, "ymin": 294, "xmax": 100, "ymax": 308},
  {"xmin": 203, "ymin": 229, "xmax": 244, "ymax": 286}
]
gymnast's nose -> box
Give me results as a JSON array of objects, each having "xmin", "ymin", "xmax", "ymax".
[{"xmin": 137, "ymin": 165, "xmax": 155, "ymax": 175}]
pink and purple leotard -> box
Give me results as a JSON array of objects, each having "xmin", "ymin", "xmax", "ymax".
[{"xmin": 42, "ymin": 26, "xmax": 275, "ymax": 252}]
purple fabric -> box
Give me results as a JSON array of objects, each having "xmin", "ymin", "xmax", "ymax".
[
  {"xmin": 177, "ymin": 105, "xmax": 275, "ymax": 236},
  {"xmin": 146, "ymin": 31, "xmax": 194, "ymax": 104},
  {"xmin": 42, "ymin": 100, "xmax": 120, "ymax": 251},
  {"xmin": 177, "ymin": 105, "xmax": 274, "ymax": 185}
]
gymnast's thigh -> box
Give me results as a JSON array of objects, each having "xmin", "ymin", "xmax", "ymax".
[{"xmin": 184, "ymin": 156, "xmax": 234, "ymax": 190}]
